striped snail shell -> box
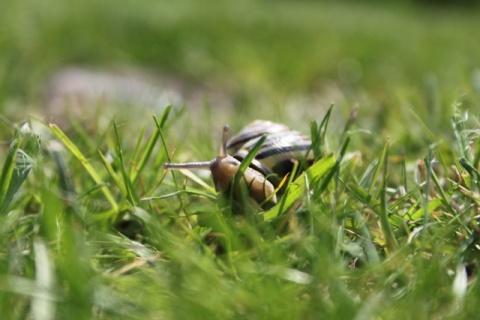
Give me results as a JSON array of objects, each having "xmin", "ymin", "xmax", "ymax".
[
  {"xmin": 227, "ymin": 120, "xmax": 313, "ymax": 182},
  {"xmin": 164, "ymin": 120, "xmax": 313, "ymax": 207}
]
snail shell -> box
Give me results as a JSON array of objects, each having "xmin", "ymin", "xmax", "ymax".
[
  {"xmin": 164, "ymin": 120, "xmax": 313, "ymax": 208},
  {"xmin": 228, "ymin": 120, "xmax": 313, "ymax": 181}
]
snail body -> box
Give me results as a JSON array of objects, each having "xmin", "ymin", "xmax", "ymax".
[{"xmin": 164, "ymin": 120, "xmax": 313, "ymax": 207}]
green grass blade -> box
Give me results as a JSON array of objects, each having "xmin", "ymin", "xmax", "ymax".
[
  {"xmin": 98, "ymin": 150, "xmax": 127, "ymax": 196},
  {"xmin": 229, "ymin": 134, "xmax": 268, "ymax": 207},
  {"xmin": 474, "ymin": 140, "xmax": 480, "ymax": 169},
  {"xmin": 154, "ymin": 112, "xmax": 172, "ymax": 163},
  {"xmin": 347, "ymin": 137, "xmax": 398, "ymax": 249},
  {"xmin": 32, "ymin": 239, "xmax": 55, "ymax": 320},
  {"xmin": 238, "ymin": 135, "xmax": 267, "ymax": 175},
  {"xmin": 143, "ymin": 188, "xmax": 217, "ymax": 201},
  {"xmin": 50, "ymin": 123, "xmax": 119, "ymax": 213},
  {"xmin": 451, "ymin": 110, "xmax": 471, "ymax": 162},
  {"xmin": 310, "ymin": 121, "xmax": 321, "ymax": 160},
  {"xmin": 346, "ymin": 181, "xmax": 392, "ymax": 260},
  {"xmin": 113, "ymin": 120, "xmax": 137, "ymax": 207},
  {"xmin": 129, "ymin": 126, "xmax": 146, "ymax": 174},
  {"xmin": 353, "ymin": 211, "xmax": 381, "ymax": 264},
  {"xmin": 0, "ymin": 138, "xmax": 21, "ymax": 211},
  {"xmin": 407, "ymin": 198, "xmax": 443, "ymax": 221},
  {"xmin": 273, "ymin": 161, "xmax": 300, "ymax": 230},
  {"xmin": 388, "ymin": 186, "xmax": 419, "ymax": 212},
  {"xmin": 358, "ymin": 160, "xmax": 378, "ymax": 189},
  {"xmin": 346, "ymin": 182, "xmax": 382, "ymax": 214},
  {"xmin": 459, "ymin": 158, "xmax": 480, "ymax": 191},
  {"xmin": 131, "ymin": 107, "xmax": 171, "ymax": 182},
  {"xmin": 429, "ymin": 164, "xmax": 456, "ymax": 215},
  {"xmin": 310, "ymin": 103, "xmax": 334, "ymax": 159},
  {"xmin": 340, "ymin": 104, "xmax": 359, "ymax": 141},
  {"xmin": 0, "ymin": 125, "xmax": 40, "ymax": 213},
  {"xmin": 368, "ymin": 138, "xmax": 389, "ymax": 197},
  {"xmin": 319, "ymin": 135, "xmax": 351, "ymax": 195},
  {"xmin": 409, "ymin": 109, "xmax": 447, "ymax": 170},
  {"xmin": 263, "ymin": 154, "xmax": 336, "ymax": 221},
  {"xmin": 379, "ymin": 140, "xmax": 398, "ymax": 250}
]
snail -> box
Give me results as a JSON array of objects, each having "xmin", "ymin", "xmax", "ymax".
[{"xmin": 164, "ymin": 120, "xmax": 314, "ymax": 208}]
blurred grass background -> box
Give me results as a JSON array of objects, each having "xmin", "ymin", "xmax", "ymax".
[
  {"xmin": 1, "ymin": 0, "xmax": 478, "ymax": 163},
  {"xmin": 1, "ymin": 0, "xmax": 479, "ymax": 116},
  {"xmin": 1, "ymin": 0, "xmax": 480, "ymax": 319}
]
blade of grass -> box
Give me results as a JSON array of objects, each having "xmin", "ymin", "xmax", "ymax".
[
  {"xmin": 349, "ymin": 137, "xmax": 398, "ymax": 249},
  {"xmin": 155, "ymin": 112, "xmax": 172, "ymax": 164},
  {"xmin": 406, "ymin": 198, "xmax": 443, "ymax": 221},
  {"xmin": 131, "ymin": 107, "xmax": 171, "ymax": 183},
  {"xmin": 354, "ymin": 212, "xmax": 381, "ymax": 264},
  {"xmin": 98, "ymin": 150, "xmax": 127, "ymax": 196},
  {"xmin": 130, "ymin": 126, "xmax": 146, "ymax": 171},
  {"xmin": 340, "ymin": 104, "xmax": 359, "ymax": 142},
  {"xmin": 387, "ymin": 186, "xmax": 420, "ymax": 212},
  {"xmin": 0, "ymin": 135, "xmax": 23, "ymax": 212},
  {"xmin": 113, "ymin": 120, "xmax": 137, "ymax": 207},
  {"xmin": 428, "ymin": 163, "xmax": 456, "ymax": 215},
  {"xmin": 451, "ymin": 109, "xmax": 471, "ymax": 162},
  {"xmin": 273, "ymin": 161, "xmax": 300, "ymax": 232},
  {"xmin": 367, "ymin": 137, "xmax": 389, "ymax": 198},
  {"xmin": 409, "ymin": 109, "xmax": 447, "ymax": 171},
  {"xmin": 0, "ymin": 124, "xmax": 40, "ymax": 213},
  {"xmin": 32, "ymin": 239, "xmax": 55, "ymax": 320},
  {"xmin": 229, "ymin": 134, "xmax": 267, "ymax": 208},
  {"xmin": 263, "ymin": 154, "xmax": 336, "ymax": 221},
  {"xmin": 155, "ymin": 112, "xmax": 192, "ymax": 223},
  {"xmin": 346, "ymin": 182, "xmax": 382, "ymax": 213},
  {"xmin": 319, "ymin": 135, "xmax": 351, "ymax": 196},
  {"xmin": 143, "ymin": 189, "xmax": 217, "ymax": 201},
  {"xmin": 379, "ymin": 138, "xmax": 398, "ymax": 250},
  {"xmin": 346, "ymin": 182, "xmax": 403, "ymax": 228},
  {"xmin": 474, "ymin": 139, "xmax": 480, "ymax": 169},
  {"xmin": 459, "ymin": 158, "xmax": 480, "ymax": 191},
  {"xmin": 309, "ymin": 103, "xmax": 334, "ymax": 160},
  {"xmin": 420, "ymin": 148, "xmax": 434, "ymax": 243},
  {"xmin": 400, "ymin": 148, "xmax": 408, "ymax": 192},
  {"xmin": 358, "ymin": 160, "xmax": 378, "ymax": 189},
  {"xmin": 236, "ymin": 135, "xmax": 267, "ymax": 178},
  {"xmin": 50, "ymin": 123, "xmax": 119, "ymax": 214}
]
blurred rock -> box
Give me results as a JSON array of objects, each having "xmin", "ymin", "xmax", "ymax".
[{"xmin": 44, "ymin": 66, "xmax": 232, "ymax": 126}]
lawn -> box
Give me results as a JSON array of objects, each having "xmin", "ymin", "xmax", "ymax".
[{"xmin": 0, "ymin": 0, "xmax": 480, "ymax": 319}]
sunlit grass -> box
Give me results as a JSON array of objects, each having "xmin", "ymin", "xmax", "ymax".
[{"xmin": 0, "ymin": 102, "xmax": 478, "ymax": 319}]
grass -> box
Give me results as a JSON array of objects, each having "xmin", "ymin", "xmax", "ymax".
[{"xmin": 1, "ymin": 0, "xmax": 480, "ymax": 319}]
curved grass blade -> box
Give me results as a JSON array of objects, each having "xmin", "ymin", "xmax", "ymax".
[
  {"xmin": 50, "ymin": 124, "xmax": 119, "ymax": 214},
  {"xmin": 460, "ymin": 158, "xmax": 480, "ymax": 190},
  {"xmin": 236, "ymin": 135, "xmax": 267, "ymax": 180},
  {"xmin": 409, "ymin": 109, "xmax": 447, "ymax": 170},
  {"xmin": 379, "ymin": 138, "xmax": 398, "ymax": 250},
  {"xmin": 474, "ymin": 141, "xmax": 480, "ymax": 169},
  {"xmin": 143, "ymin": 189, "xmax": 217, "ymax": 201},
  {"xmin": 263, "ymin": 154, "xmax": 336, "ymax": 221},
  {"xmin": 113, "ymin": 121, "xmax": 137, "ymax": 207},
  {"xmin": 228, "ymin": 134, "xmax": 267, "ymax": 207},
  {"xmin": 406, "ymin": 197, "xmax": 443, "ymax": 221},
  {"xmin": 346, "ymin": 139, "xmax": 398, "ymax": 250},
  {"xmin": 309, "ymin": 103, "xmax": 334, "ymax": 159},
  {"xmin": 0, "ymin": 124, "xmax": 41, "ymax": 213},
  {"xmin": 346, "ymin": 183, "xmax": 382, "ymax": 214},
  {"xmin": 368, "ymin": 137, "xmax": 388, "ymax": 197},
  {"xmin": 131, "ymin": 107, "xmax": 171, "ymax": 183},
  {"xmin": 98, "ymin": 150, "xmax": 127, "ymax": 196}
]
